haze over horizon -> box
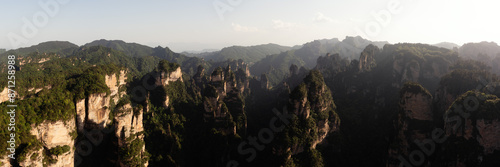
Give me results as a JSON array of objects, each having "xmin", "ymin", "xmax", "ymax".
[{"xmin": 2, "ymin": 0, "xmax": 499, "ymax": 52}]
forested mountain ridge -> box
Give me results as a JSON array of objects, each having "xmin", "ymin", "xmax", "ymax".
[
  {"xmin": 1, "ymin": 39, "xmax": 500, "ymax": 167},
  {"xmin": 84, "ymin": 39, "xmax": 154, "ymax": 58},
  {"xmin": 250, "ymin": 36, "xmax": 388, "ymax": 86},
  {"xmin": 83, "ymin": 39, "xmax": 210, "ymax": 75},
  {"xmin": 184, "ymin": 43, "xmax": 292, "ymax": 64}
]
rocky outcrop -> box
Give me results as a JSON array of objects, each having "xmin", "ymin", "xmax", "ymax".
[
  {"xmin": 434, "ymin": 69, "xmax": 496, "ymax": 125},
  {"xmin": 260, "ymin": 74, "xmax": 269, "ymax": 90},
  {"xmin": 161, "ymin": 67, "xmax": 183, "ymax": 85},
  {"xmin": 113, "ymin": 103, "xmax": 147, "ymax": 167},
  {"xmin": 358, "ymin": 44, "xmax": 379, "ymax": 72},
  {"xmin": 18, "ymin": 54, "xmax": 55, "ymax": 66},
  {"xmin": 200, "ymin": 65, "xmax": 250, "ymax": 136},
  {"xmin": 286, "ymin": 70, "xmax": 340, "ymax": 154},
  {"xmin": 86, "ymin": 93, "xmax": 111, "ymax": 129},
  {"xmin": 393, "ymin": 57, "xmax": 421, "ymax": 84},
  {"xmin": 76, "ymin": 70, "xmax": 128, "ymax": 131},
  {"xmin": 0, "ymin": 87, "xmax": 9, "ymax": 103},
  {"xmin": 476, "ymin": 120, "xmax": 500, "ymax": 153},
  {"xmin": 203, "ymin": 96, "xmax": 227, "ymax": 120},
  {"xmin": 440, "ymin": 91, "xmax": 500, "ymax": 165},
  {"xmin": 400, "ymin": 88, "xmax": 433, "ymax": 121},
  {"xmin": 75, "ymin": 99, "xmax": 86, "ymax": 132},
  {"xmin": 24, "ymin": 119, "xmax": 76, "ymax": 167},
  {"xmin": 315, "ymin": 53, "xmax": 350, "ymax": 76},
  {"xmin": 193, "ymin": 65, "xmax": 207, "ymax": 89},
  {"xmin": 228, "ymin": 59, "xmax": 251, "ymax": 77},
  {"xmin": 105, "ymin": 70, "xmax": 127, "ymax": 102},
  {"xmin": 211, "ymin": 67, "xmax": 224, "ymax": 82},
  {"xmin": 115, "ymin": 104, "xmax": 142, "ymax": 144},
  {"xmin": 0, "ymin": 156, "xmax": 12, "ymax": 167},
  {"xmin": 27, "ymin": 85, "xmax": 52, "ymax": 94},
  {"xmin": 387, "ymin": 82, "xmax": 434, "ymax": 167}
]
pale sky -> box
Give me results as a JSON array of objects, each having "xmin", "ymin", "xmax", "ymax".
[{"xmin": 1, "ymin": 0, "xmax": 499, "ymax": 52}]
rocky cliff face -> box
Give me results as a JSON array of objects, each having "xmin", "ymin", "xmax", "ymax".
[
  {"xmin": 387, "ymin": 83, "xmax": 435, "ymax": 167},
  {"xmin": 114, "ymin": 103, "xmax": 135, "ymax": 142},
  {"xmin": 75, "ymin": 99, "xmax": 86, "ymax": 132},
  {"xmin": 260, "ymin": 74, "xmax": 269, "ymax": 90},
  {"xmin": 440, "ymin": 91, "xmax": 500, "ymax": 166},
  {"xmin": 19, "ymin": 119, "xmax": 76, "ymax": 167},
  {"xmin": 76, "ymin": 70, "xmax": 127, "ymax": 131},
  {"xmin": 0, "ymin": 156, "xmax": 10, "ymax": 167},
  {"xmin": 476, "ymin": 120, "xmax": 500, "ymax": 154},
  {"xmin": 86, "ymin": 93, "xmax": 111, "ymax": 129},
  {"xmin": 378, "ymin": 44, "xmax": 458, "ymax": 91},
  {"xmin": 358, "ymin": 44, "xmax": 379, "ymax": 72},
  {"xmin": 286, "ymin": 70, "xmax": 340, "ymax": 154},
  {"xmin": 433, "ymin": 69, "xmax": 495, "ymax": 125},
  {"xmin": 400, "ymin": 89, "xmax": 433, "ymax": 121},
  {"xmin": 198, "ymin": 65, "xmax": 249, "ymax": 136},
  {"xmin": 315, "ymin": 53, "xmax": 350, "ymax": 77},
  {"xmin": 64, "ymin": 69, "xmax": 149, "ymax": 166},
  {"xmin": 105, "ymin": 70, "xmax": 127, "ymax": 102},
  {"xmin": 114, "ymin": 103, "xmax": 148, "ymax": 167},
  {"xmin": 160, "ymin": 67, "xmax": 183, "ymax": 86},
  {"xmin": 0, "ymin": 88, "xmax": 9, "ymax": 104}
]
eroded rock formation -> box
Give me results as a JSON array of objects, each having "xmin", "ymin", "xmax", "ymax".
[{"xmin": 387, "ymin": 82, "xmax": 435, "ymax": 167}]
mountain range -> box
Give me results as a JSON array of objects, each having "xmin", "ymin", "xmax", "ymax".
[{"xmin": 1, "ymin": 37, "xmax": 500, "ymax": 166}]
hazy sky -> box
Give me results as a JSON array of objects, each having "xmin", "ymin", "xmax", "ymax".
[{"xmin": 1, "ymin": 0, "xmax": 499, "ymax": 52}]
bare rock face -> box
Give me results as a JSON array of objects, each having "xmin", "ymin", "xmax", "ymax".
[
  {"xmin": 286, "ymin": 70, "xmax": 340, "ymax": 155},
  {"xmin": 76, "ymin": 99, "xmax": 86, "ymax": 132},
  {"xmin": 211, "ymin": 67, "xmax": 224, "ymax": 83},
  {"xmin": 114, "ymin": 103, "xmax": 144, "ymax": 146},
  {"xmin": 290, "ymin": 96, "xmax": 310, "ymax": 119},
  {"xmin": 476, "ymin": 120, "xmax": 500, "ymax": 154},
  {"xmin": 76, "ymin": 70, "xmax": 128, "ymax": 131},
  {"xmin": 0, "ymin": 156, "xmax": 12, "ymax": 167},
  {"xmin": 151, "ymin": 66, "xmax": 183, "ymax": 87},
  {"xmin": 114, "ymin": 103, "xmax": 147, "ymax": 166},
  {"xmin": 0, "ymin": 87, "xmax": 9, "ymax": 103},
  {"xmin": 26, "ymin": 119, "xmax": 76, "ymax": 167},
  {"xmin": 162, "ymin": 67, "xmax": 183, "ymax": 85},
  {"xmin": 202, "ymin": 96, "xmax": 236, "ymax": 135},
  {"xmin": 387, "ymin": 83, "xmax": 434, "ymax": 167},
  {"xmin": 115, "ymin": 104, "xmax": 133, "ymax": 141},
  {"xmin": 400, "ymin": 90, "xmax": 433, "ymax": 121},
  {"xmin": 105, "ymin": 70, "xmax": 127, "ymax": 103},
  {"xmin": 17, "ymin": 148, "xmax": 43, "ymax": 167},
  {"xmin": 401, "ymin": 60, "xmax": 420, "ymax": 83},
  {"xmin": 315, "ymin": 53, "xmax": 350, "ymax": 77},
  {"xmin": 87, "ymin": 93, "xmax": 111, "ymax": 128},
  {"xmin": 148, "ymin": 67, "xmax": 183, "ymax": 108},
  {"xmin": 434, "ymin": 85, "xmax": 456, "ymax": 118},
  {"xmin": 260, "ymin": 74, "xmax": 269, "ymax": 90},
  {"xmin": 358, "ymin": 44, "xmax": 379, "ymax": 72},
  {"xmin": 193, "ymin": 65, "xmax": 207, "ymax": 88},
  {"xmin": 439, "ymin": 91, "xmax": 500, "ymax": 166},
  {"xmin": 30, "ymin": 119, "xmax": 75, "ymax": 150},
  {"xmin": 393, "ymin": 57, "xmax": 421, "ymax": 84},
  {"xmin": 203, "ymin": 96, "xmax": 228, "ymax": 121}
]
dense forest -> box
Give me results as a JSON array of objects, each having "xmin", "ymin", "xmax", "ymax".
[{"xmin": 1, "ymin": 37, "xmax": 500, "ymax": 166}]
